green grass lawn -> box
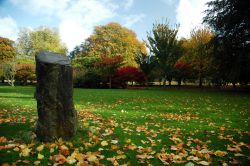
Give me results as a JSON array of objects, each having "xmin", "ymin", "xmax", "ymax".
[{"xmin": 0, "ymin": 86, "xmax": 250, "ymax": 165}]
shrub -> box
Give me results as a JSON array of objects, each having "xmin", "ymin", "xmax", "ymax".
[
  {"xmin": 113, "ymin": 66, "xmax": 146, "ymax": 88},
  {"xmin": 15, "ymin": 64, "xmax": 35, "ymax": 85}
]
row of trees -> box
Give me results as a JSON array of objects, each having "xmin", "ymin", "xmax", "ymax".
[
  {"xmin": 1, "ymin": 0, "xmax": 249, "ymax": 88},
  {"xmin": 70, "ymin": 22, "xmax": 216, "ymax": 88},
  {"xmin": 0, "ymin": 27, "xmax": 67, "ymax": 86}
]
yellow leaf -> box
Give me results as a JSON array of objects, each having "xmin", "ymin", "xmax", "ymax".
[
  {"xmin": 36, "ymin": 145, "xmax": 44, "ymax": 152},
  {"xmin": 126, "ymin": 139, "xmax": 131, "ymax": 143},
  {"xmin": 38, "ymin": 153, "xmax": 44, "ymax": 160},
  {"xmin": 87, "ymin": 154, "xmax": 98, "ymax": 162},
  {"xmin": 19, "ymin": 147, "xmax": 31, "ymax": 157},
  {"xmin": 116, "ymin": 155, "xmax": 126, "ymax": 160},
  {"xmin": 66, "ymin": 156, "xmax": 76, "ymax": 164},
  {"xmin": 101, "ymin": 141, "xmax": 108, "ymax": 146},
  {"xmin": 214, "ymin": 150, "xmax": 227, "ymax": 157},
  {"xmin": 50, "ymin": 147, "xmax": 54, "ymax": 153}
]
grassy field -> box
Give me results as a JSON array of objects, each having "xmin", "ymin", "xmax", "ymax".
[{"xmin": 0, "ymin": 86, "xmax": 250, "ymax": 165}]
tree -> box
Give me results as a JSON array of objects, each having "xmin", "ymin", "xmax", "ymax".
[
  {"xmin": 174, "ymin": 59, "xmax": 191, "ymax": 86},
  {"xmin": 0, "ymin": 37, "xmax": 16, "ymax": 63},
  {"xmin": 183, "ymin": 28, "xmax": 214, "ymax": 87},
  {"xmin": 203, "ymin": 0, "xmax": 250, "ymax": 85},
  {"xmin": 135, "ymin": 51, "xmax": 156, "ymax": 84},
  {"xmin": 72, "ymin": 22, "xmax": 146, "ymax": 66},
  {"xmin": 16, "ymin": 27, "xmax": 67, "ymax": 58},
  {"xmin": 15, "ymin": 64, "xmax": 36, "ymax": 85},
  {"xmin": 0, "ymin": 37, "xmax": 16, "ymax": 85},
  {"xmin": 95, "ymin": 55, "xmax": 124, "ymax": 88},
  {"xmin": 2, "ymin": 61, "xmax": 16, "ymax": 86},
  {"xmin": 113, "ymin": 66, "xmax": 146, "ymax": 88},
  {"xmin": 147, "ymin": 21, "xmax": 182, "ymax": 86},
  {"xmin": 72, "ymin": 56, "xmax": 102, "ymax": 88}
]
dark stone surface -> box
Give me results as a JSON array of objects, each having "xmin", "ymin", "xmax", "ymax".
[{"xmin": 35, "ymin": 51, "xmax": 77, "ymax": 142}]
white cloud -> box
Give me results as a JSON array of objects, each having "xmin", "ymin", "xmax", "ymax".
[
  {"xmin": 176, "ymin": 0, "xmax": 209, "ymax": 38},
  {"xmin": 58, "ymin": 0, "xmax": 117, "ymax": 50},
  {"xmin": 124, "ymin": 14, "xmax": 145, "ymax": 27},
  {"xmin": 0, "ymin": 16, "xmax": 18, "ymax": 40},
  {"xmin": 10, "ymin": 0, "xmax": 118, "ymax": 51}
]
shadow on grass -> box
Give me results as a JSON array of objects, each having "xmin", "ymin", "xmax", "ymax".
[{"xmin": 0, "ymin": 122, "xmax": 34, "ymax": 143}]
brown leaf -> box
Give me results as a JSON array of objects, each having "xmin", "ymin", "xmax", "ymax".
[{"xmin": 52, "ymin": 154, "xmax": 67, "ymax": 164}]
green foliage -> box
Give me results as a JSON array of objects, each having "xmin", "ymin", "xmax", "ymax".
[
  {"xmin": 203, "ymin": 0, "xmax": 250, "ymax": 84},
  {"xmin": 16, "ymin": 27, "xmax": 67, "ymax": 58},
  {"xmin": 135, "ymin": 51, "xmax": 156, "ymax": 83},
  {"xmin": 71, "ymin": 22, "xmax": 146, "ymax": 66},
  {"xmin": 2, "ymin": 61, "xmax": 16, "ymax": 86},
  {"xmin": 147, "ymin": 21, "xmax": 182, "ymax": 86},
  {"xmin": 72, "ymin": 56, "xmax": 103, "ymax": 88}
]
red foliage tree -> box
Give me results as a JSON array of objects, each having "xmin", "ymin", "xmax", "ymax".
[
  {"xmin": 95, "ymin": 55, "xmax": 124, "ymax": 88},
  {"xmin": 174, "ymin": 60, "xmax": 191, "ymax": 86},
  {"xmin": 113, "ymin": 66, "xmax": 146, "ymax": 88}
]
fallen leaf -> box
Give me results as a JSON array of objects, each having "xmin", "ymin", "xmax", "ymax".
[
  {"xmin": 34, "ymin": 161, "xmax": 40, "ymax": 165},
  {"xmin": 214, "ymin": 150, "xmax": 227, "ymax": 157},
  {"xmin": 38, "ymin": 153, "xmax": 44, "ymax": 160},
  {"xmin": 52, "ymin": 154, "xmax": 67, "ymax": 164},
  {"xmin": 101, "ymin": 141, "xmax": 108, "ymax": 146},
  {"xmin": 116, "ymin": 155, "xmax": 126, "ymax": 160},
  {"xmin": 19, "ymin": 147, "xmax": 31, "ymax": 157},
  {"xmin": 66, "ymin": 156, "xmax": 76, "ymax": 164},
  {"xmin": 36, "ymin": 145, "xmax": 44, "ymax": 152},
  {"xmin": 111, "ymin": 140, "xmax": 118, "ymax": 144},
  {"xmin": 87, "ymin": 154, "xmax": 98, "ymax": 162},
  {"xmin": 198, "ymin": 161, "xmax": 210, "ymax": 165}
]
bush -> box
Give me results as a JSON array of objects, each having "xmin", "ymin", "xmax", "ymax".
[
  {"xmin": 73, "ymin": 68, "xmax": 103, "ymax": 88},
  {"xmin": 113, "ymin": 66, "xmax": 146, "ymax": 88},
  {"xmin": 15, "ymin": 64, "xmax": 35, "ymax": 85}
]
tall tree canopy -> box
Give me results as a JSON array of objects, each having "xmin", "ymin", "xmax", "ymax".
[
  {"xmin": 0, "ymin": 37, "xmax": 16, "ymax": 86},
  {"xmin": 183, "ymin": 28, "xmax": 214, "ymax": 87},
  {"xmin": 147, "ymin": 21, "xmax": 182, "ymax": 86},
  {"xmin": 0, "ymin": 37, "xmax": 16, "ymax": 63},
  {"xmin": 16, "ymin": 27, "xmax": 67, "ymax": 58},
  {"xmin": 203, "ymin": 0, "xmax": 250, "ymax": 84},
  {"xmin": 71, "ymin": 22, "xmax": 146, "ymax": 66}
]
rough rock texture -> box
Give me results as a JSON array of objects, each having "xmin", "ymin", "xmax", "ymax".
[{"xmin": 35, "ymin": 51, "xmax": 77, "ymax": 142}]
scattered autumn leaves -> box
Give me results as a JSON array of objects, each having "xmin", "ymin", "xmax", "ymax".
[{"xmin": 0, "ymin": 102, "xmax": 250, "ymax": 165}]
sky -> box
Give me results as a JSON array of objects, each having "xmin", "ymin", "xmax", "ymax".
[{"xmin": 0, "ymin": 0, "xmax": 210, "ymax": 51}]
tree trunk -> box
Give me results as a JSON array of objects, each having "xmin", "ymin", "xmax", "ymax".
[
  {"xmin": 35, "ymin": 52, "xmax": 77, "ymax": 142},
  {"xmin": 168, "ymin": 80, "xmax": 171, "ymax": 86},
  {"xmin": 109, "ymin": 76, "xmax": 112, "ymax": 89},
  {"xmin": 199, "ymin": 72, "xmax": 202, "ymax": 88},
  {"xmin": 232, "ymin": 82, "xmax": 236, "ymax": 88},
  {"xmin": 163, "ymin": 77, "xmax": 166, "ymax": 87},
  {"xmin": 178, "ymin": 79, "xmax": 181, "ymax": 86}
]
